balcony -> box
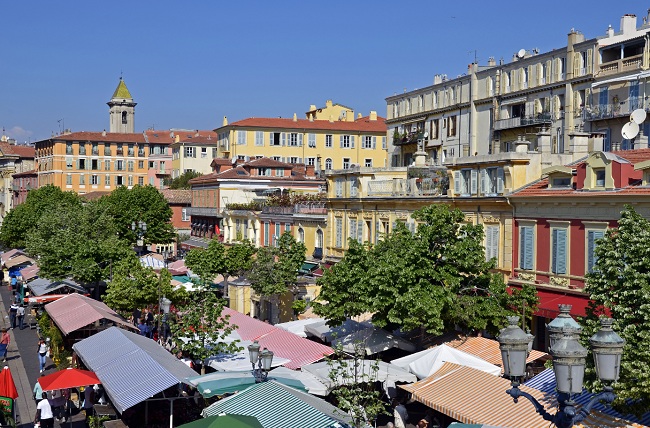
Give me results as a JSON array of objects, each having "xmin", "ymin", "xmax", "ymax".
[
  {"xmin": 104, "ymin": 148, "xmax": 112, "ymax": 156},
  {"xmin": 261, "ymin": 206, "xmax": 294, "ymax": 215},
  {"xmin": 155, "ymin": 169, "xmax": 170, "ymax": 176},
  {"xmin": 366, "ymin": 176, "xmax": 447, "ymax": 197},
  {"xmin": 583, "ymin": 97, "xmax": 644, "ymax": 121},
  {"xmin": 599, "ymin": 54, "xmax": 643, "ymax": 77},
  {"xmin": 493, "ymin": 113, "xmax": 553, "ymax": 131},
  {"xmin": 186, "ymin": 207, "xmax": 221, "ymax": 217},
  {"xmin": 294, "ymin": 203, "xmax": 327, "ymax": 215},
  {"xmin": 393, "ymin": 131, "xmax": 424, "ymax": 146}
]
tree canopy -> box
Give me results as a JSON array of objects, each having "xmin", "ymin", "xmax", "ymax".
[
  {"xmin": 248, "ymin": 232, "xmax": 306, "ymax": 297},
  {"xmin": 584, "ymin": 205, "xmax": 650, "ymax": 415},
  {"xmin": 0, "ymin": 185, "xmax": 82, "ymax": 249},
  {"xmin": 315, "ymin": 204, "xmax": 538, "ymax": 336},
  {"xmin": 165, "ymin": 170, "xmax": 202, "ymax": 189}
]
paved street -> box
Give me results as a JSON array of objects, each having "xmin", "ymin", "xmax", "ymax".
[{"xmin": 0, "ymin": 286, "xmax": 87, "ymax": 428}]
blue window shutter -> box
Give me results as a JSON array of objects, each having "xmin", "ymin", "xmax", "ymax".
[
  {"xmin": 281, "ymin": 133, "xmax": 286, "ymax": 146},
  {"xmin": 521, "ymin": 226, "xmax": 534, "ymax": 270},
  {"xmin": 454, "ymin": 171, "xmax": 461, "ymax": 195},
  {"xmin": 552, "ymin": 229, "xmax": 558, "ymax": 273},
  {"xmin": 372, "ymin": 136, "xmax": 377, "ymax": 149},
  {"xmin": 339, "ymin": 135, "xmax": 344, "ymax": 148},
  {"xmin": 587, "ymin": 230, "xmax": 595, "ymax": 273},
  {"xmin": 486, "ymin": 226, "xmax": 494, "ymax": 261},
  {"xmin": 375, "ymin": 221, "xmax": 380, "ymax": 243},
  {"xmin": 480, "ymin": 169, "xmax": 486, "ymax": 195},
  {"xmin": 555, "ymin": 229, "xmax": 567, "ymax": 274},
  {"xmin": 519, "ymin": 227, "xmax": 527, "ymax": 269},
  {"xmin": 350, "ymin": 135, "xmax": 355, "ymax": 149},
  {"xmin": 358, "ymin": 220, "xmax": 364, "ymax": 242},
  {"xmin": 470, "ymin": 169, "xmax": 478, "ymax": 195},
  {"xmin": 298, "ymin": 134, "xmax": 303, "ymax": 147}
]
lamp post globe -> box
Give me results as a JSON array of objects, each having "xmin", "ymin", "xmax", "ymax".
[
  {"xmin": 497, "ymin": 316, "xmax": 533, "ymax": 379},
  {"xmin": 549, "ymin": 328, "xmax": 587, "ymax": 395},
  {"xmin": 547, "ymin": 304, "xmax": 582, "ymax": 352},
  {"xmin": 260, "ymin": 349, "xmax": 274, "ymax": 371},
  {"xmin": 590, "ymin": 318, "xmax": 625, "ymax": 383},
  {"xmin": 248, "ymin": 340, "xmax": 261, "ymax": 366}
]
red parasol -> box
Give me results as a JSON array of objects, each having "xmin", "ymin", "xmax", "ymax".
[
  {"xmin": 39, "ymin": 368, "xmax": 100, "ymax": 392},
  {"xmin": 0, "ymin": 367, "xmax": 18, "ymax": 399}
]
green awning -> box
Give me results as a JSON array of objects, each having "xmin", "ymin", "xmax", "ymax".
[{"xmin": 298, "ymin": 262, "xmax": 319, "ymax": 275}]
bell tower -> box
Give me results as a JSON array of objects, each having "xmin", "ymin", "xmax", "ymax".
[{"xmin": 107, "ymin": 77, "xmax": 137, "ymax": 133}]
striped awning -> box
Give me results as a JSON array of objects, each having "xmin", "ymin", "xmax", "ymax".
[
  {"xmin": 1, "ymin": 249, "xmax": 24, "ymax": 265},
  {"xmin": 220, "ymin": 308, "xmax": 333, "ymax": 369},
  {"xmin": 20, "ymin": 264, "xmax": 40, "ymax": 281},
  {"xmin": 402, "ymin": 363, "xmax": 643, "ymax": 428},
  {"xmin": 445, "ymin": 336, "xmax": 548, "ymax": 367},
  {"xmin": 525, "ymin": 369, "xmax": 650, "ymax": 427},
  {"xmin": 73, "ymin": 327, "xmax": 198, "ymax": 414},
  {"xmin": 202, "ymin": 380, "xmax": 351, "ymax": 428},
  {"xmin": 45, "ymin": 294, "xmax": 136, "ymax": 335}
]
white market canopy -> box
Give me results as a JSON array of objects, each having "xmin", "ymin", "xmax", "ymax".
[
  {"xmin": 275, "ymin": 318, "xmax": 325, "ymax": 338},
  {"xmin": 332, "ymin": 327, "xmax": 416, "ymax": 355},
  {"xmin": 391, "ymin": 344, "xmax": 502, "ymax": 379},
  {"xmin": 302, "ymin": 359, "xmax": 416, "ymax": 392},
  {"xmin": 304, "ymin": 318, "xmax": 372, "ymax": 342}
]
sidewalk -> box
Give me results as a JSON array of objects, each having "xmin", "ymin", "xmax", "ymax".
[{"xmin": 0, "ymin": 286, "xmax": 86, "ymax": 428}]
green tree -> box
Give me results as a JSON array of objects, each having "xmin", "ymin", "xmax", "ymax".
[
  {"xmin": 103, "ymin": 258, "xmax": 188, "ymax": 314},
  {"xmin": 583, "ymin": 205, "xmax": 650, "ymax": 415},
  {"xmin": 98, "ymin": 185, "xmax": 176, "ymax": 246},
  {"xmin": 184, "ymin": 239, "xmax": 227, "ymax": 288},
  {"xmin": 165, "ymin": 170, "xmax": 202, "ymax": 189},
  {"xmin": 223, "ymin": 240, "xmax": 257, "ymax": 296},
  {"xmin": 169, "ymin": 288, "xmax": 241, "ymax": 374},
  {"xmin": 25, "ymin": 200, "xmax": 134, "ymax": 286},
  {"xmin": 0, "ymin": 185, "xmax": 82, "ymax": 249},
  {"xmin": 316, "ymin": 205, "xmax": 537, "ymax": 337}
]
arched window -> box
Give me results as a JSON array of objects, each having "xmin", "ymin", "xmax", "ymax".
[
  {"xmin": 316, "ymin": 229, "xmax": 323, "ymax": 248},
  {"xmin": 325, "ymin": 158, "xmax": 332, "ymax": 170},
  {"xmin": 298, "ymin": 227, "xmax": 305, "ymax": 243},
  {"xmin": 122, "ymin": 111, "xmax": 128, "ymax": 124}
]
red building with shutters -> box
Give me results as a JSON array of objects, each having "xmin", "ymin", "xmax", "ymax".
[{"xmin": 509, "ymin": 149, "xmax": 650, "ymax": 350}]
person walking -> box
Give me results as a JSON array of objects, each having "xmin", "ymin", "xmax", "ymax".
[
  {"xmin": 33, "ymin": 377, "xmax": 43, "ymax": 403},
  {"xmin": 35, "ymin": 392, "xmax": 54, "ymax": 428},
  {"xmin": 392, "ymin": 399, "xmax": 409, "ymax": 428},
  {"xmin": 83, "ymin": 385, "xmax": 95, "ymax": 427},
  {"xmin": 16, "ymin": 304, "xmax": 25, "ymax": 330},
  {"xmin": 0, "ymin": 329, "xmax": 9, "ymax": 363},
  {"xmin": 37, "ymin": 338, "xmax": 49, "ymax": 373},
  {"xmin": 8, "ymin": 302, "xmax": 18, "ymax": 329}
]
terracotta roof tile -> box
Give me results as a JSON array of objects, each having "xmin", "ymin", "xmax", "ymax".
[
  {"xmin": 12, "ymin": 169, "xmax": 37, "ymax": 178},
  {"xmin": 221, "ymin": 117, "xmax": 386, "ymax": 133},
  {"xmin": 159, "ymin": 189, "xmax": 192, "ymax": 204},
  {"xmin": 610, "ymin": 148, "xmax": 650, "ymax": 164},
  {"xmin": 0, "ymin": 142, "xmax": 35, "ymax": 158},
  {"xmin": 80, "ymin": 191, "xmax": 111, "ymax": 201},
  {"xmin": 42, "ymin": 132, "xmax": 147, "ymax": 144},
  {"xmin": 246, "ymin": 157, "xmax": 292, "ymax": 168}
]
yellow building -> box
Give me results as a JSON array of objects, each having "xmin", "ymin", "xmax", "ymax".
[
  {"xmin": 215, "ymin": 100, "xmax": 388, "ymax": 171},
  {"xmin": 169, "ymin": 131, "xmax": 219, "ymax": 178}
]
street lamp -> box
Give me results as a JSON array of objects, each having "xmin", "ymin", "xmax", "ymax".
[
  {"xmin": 498, "ymin": 312, "xmax": 625, "ymax": 428},
  {"xmin": 132, "ymin": 220, "xmax": 147, "ymax": 255},
  {"xmin": 248, "ymin": 340, "xmax": 274, "ymax": 382}
]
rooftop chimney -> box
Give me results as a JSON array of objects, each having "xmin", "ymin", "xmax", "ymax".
[
  {"xmin": 607, "ymin": 24, "xmax": 614, "ymax": 37},
  {"xmin": 369, "ymin": 111, "xmax": 377, "ymax": 121},
  {"xmin": 621, "ymin": 14, "xmax": 637, "ymax": 34},
  {"xmin": 487, "ymin": 57, "xmax": 496, "ymax": 66},
  {"xmin": 293, "ymin": 113, "xmax": 297, "ymax": 122},
  {"xmin": 102, "ymin": 129, "xmax": 107, "ymax": 136},
  {"xmin": 357, "ymin": 113, "xmax": 362, "ymax": 119},
  {"xmin": 309, "ymin": 104, "xmax": 317, "ymax": 111},
  {"xmin": 326, "ymin": 100, "xmax": 333, "ymax": 108},
  {"xmin": 433, "ymin": 74, "xmax": 442, "ymax": 84},
  {"xmin": 222, "ymin": 116, "xmax": 228, "ymax": 127},
  {"xmin": 175, "ymin": 134, "xmax": 180, "ymax": 143}
]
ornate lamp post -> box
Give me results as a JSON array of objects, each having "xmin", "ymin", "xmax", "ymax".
[
  {"xmin": 498, "ymin": 312, "xmax": 625, "ymax": 428},
  {"xmin": 131, "ymin": 220, "xmax": 147, "ymax": 255},
  {"xmin": 248, "ymin": 340, "xmax": 274, "ymax": 382}
]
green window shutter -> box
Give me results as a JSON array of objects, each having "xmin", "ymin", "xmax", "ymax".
[{"xmin": 454, "ymin": 171, "xmax": 461, "ymax": 195}]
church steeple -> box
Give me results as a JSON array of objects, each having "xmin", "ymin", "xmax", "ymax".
[{"xmin": 107, "ymin": 77, "xmax": 137, "ymax": 133}]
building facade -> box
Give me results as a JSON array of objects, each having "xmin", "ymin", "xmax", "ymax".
[
  {"xmin": 0, "ymin": 139, "xmax": 35, "ymax": 220},
  {"xmin": 169, "ymin": 131, "xmax": 218, "ymax": 178},
  {"xmin": 108, "ymin": 78, "xmax": 136, "ymax": 134},
  {"xmin": 214, "ymin": 101, "xmax": 387, "ymax": 172}
]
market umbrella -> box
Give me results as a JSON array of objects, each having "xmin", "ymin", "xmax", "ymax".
[
  {"xmin": 38, "ymin": 368, "xmax": 100, "ymax": 391},
  {"xmin": 186, "ymin": 371, "xmax": 306, "ymax": 398},
  {"xmin": 0, "ymin": 367, "xmax": 18, "ymax": 399},
  {"xmin": 178, "ymin": 414, "xmax": 263, "ymax": 428}
]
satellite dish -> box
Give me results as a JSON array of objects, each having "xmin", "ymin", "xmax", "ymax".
[
  {"xmin": 517, "ymin": 49, "xmax": 526, "ymax": 58},
  {"xmin": 630, "ymin": 109, "xmax": 647, "ymax": 124},
  {"xmin": 622, "ymin": 121, "xmax": 639, "ymax": 140}
]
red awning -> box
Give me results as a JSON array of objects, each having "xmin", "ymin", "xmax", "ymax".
[{"xmin": 535, "ymin": 289, "xmax": 589, "ymax": 318}]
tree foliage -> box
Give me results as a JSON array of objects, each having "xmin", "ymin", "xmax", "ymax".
[
  {"xmin": 583, "ymin": 205, "xmax": 650, "ymax": 415},
  {"xmin": 248, "ymin": 232, "xmax": 306, "ymax": 297},
  {"xmin": 97, "ymin": 185, "xmax": 175, "ymax": 245},
  {"xmin": 102, "ymin": 258, "xmax": 188, "ymax": 314},
  {"xmin": 165, "ymin": 170, "xmax": 202, "ymax": 189},
  {"xmin": 0, "ymin": 185, "xmax": 82, "ymax": 249},
  {"xmin": 315, "ymin": 205, "xmax": 538, "ymax": 336},
  {"xmin": 183, "ymin": 240, "xmax": 257, "ymax": 291}
]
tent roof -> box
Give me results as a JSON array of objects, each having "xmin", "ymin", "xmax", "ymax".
[
  {"xmin": 45, "ymin": 294, "xmax": 135, "ymax": 335},
  {"xmin": 391, "ymin": 344, "xmax": 501, "ymax": 379},
  {"xmin": 302, "ymin": 359, "xmax": 416, "ymax": 391},
  {"xmin": 202, "ymin": 380, "xmax": 352, "ymax": 428},
  {"xmin": 73, "ymin": 327, "xmax": 197, "ymax": 414},
  {"xmin": 1, "ymin": 249, "xmax": 24, "ymax": 265},
  {"xmin": 275, "ymin": 318, "xmax": 325, "ymax": 338},
  {"xmin": 332, "ymin": 328, "xmax": 415, "ymax": 355},
  {"xmin": 5, "ymin": 255, "xmax": 34, "ymax": 269},
  {"xmin": 27, "ymin": 278, "xmax": 85, "ymax": 297},
  {"xmin": 445, "ymin": 336, "xmax": 548, "ymax": 366},
  {"xmin": 304, "ymin": 318, "xmax": 371, "ymax": 342}
]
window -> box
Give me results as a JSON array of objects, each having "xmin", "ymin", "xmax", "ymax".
[
  {"xmin": 289, "ymin": 133, "xmax": 302, "ymax": 146},
  {"xmin": 340, "ymin": 135, "xmax": 354, "ymax": 148},
  {"xmin": 128, "ymin": 176, "xmax": 134, "ymax": 186},
  {"xmin": 271, "ymin": 156, "xmax": 281, "ymax": 161},
  {"xmin": 79, "ymin": 144, "xmax": 86, "ymax": 155},
  {"xmin": 485, "ymin": 225, "xmax": 500, "ymax": 262},
  {"xmin": 66, "ymin": 157, "xmax": 73, "ymax": 169},
  {"xmin": 275, "ymin": 168, "xmax": 283, "ymax": 177},
  {"xmin": 79, "ymin": 159, "xmax": 86, "ymax": 170},
  {"xmin": 349, "ymin": 178, "xmax": 358, "ymax": 197},
  {"xmin": 115, "ymin": 175, "xmax": 124, "ymax": 186},
  {"xmin": 201, "ymin": 147, "xmax": 207, "ymax": 158},
  {"xmin": 184, "ymin": 147, "xmax": 195, "ymax": 158},
  {"xmin": 551, "ymin": 228, "xmax": 568, "ymax": 274},
  {"xmin": 92, "ymin": 143, "xmax": 99, "ymax": 155},
  {"xmin": 138, "ymin": 145, "xmax": 145, "ymax": 156},
  {"xmin": 430, "ymin": 119, "xmax": 439, "ymax": 139},
  {"xmin": 307, "ymin": 157, "xmax": 316, "ymax": 166},
  {"xmin": 382, "ymin": 136, "xmax": 387, "ymax": 149},
  {"xmin": 447, "ymin": 116, "xmax": 457, "ymax": 137},
  {"xmin": 343, "ymin": 158, "xmax": 351, "ymax": 169},
  {"xmin": 116, "ymin": 144, "xmax": 123, "ymax": 156},
  {"xmin": 349, "ymin": 219, "xmax": 359, "ymax": 241},
  {"xmin": 149, "ymin": 177, "xmax": 154, "ymax": 185},
  {"xmin": 325, "ymin": 158, "xmax": 332, "ymax": 170},
  {"xmin": 79, "ymin": 174, "xmax": 85, "ymax": 185},
  {"xmin": 274, "ymin": 223, "xmax": 281, "ymax": 247},
  {"xmin": 127, "ymin": 144, "xmax": 134, "ymax": 156},
  {"xmin": 138, "ymin": 160, "xmax": 144, "ymax": 169},
  {"xmin": 66, "ymin": 142, "xmax": 73, "ymax": 155},
  {"xmin": 595, "ymin": 169, "xmax": 606, "ymax": 187},
  {"xmin": 298, "ymin": 227, "xmax": 305, "ymax": 243},
  {"xmin": 212, "ymin": 148, "xmax": 217, "ymax": 158},
  {"xmin": 105, "ymin": 160, "xmax": 111, "ymax": 171},
  {"xmin": 149, "ymin": 161, "xmax": 155, "ymax": 169},
  {"xmin": 237, "ymin": 131, "xmax": 247, "ymax": 146},
  {"xmin": 258, "ymin": 168, "xmax": 271, "ymax": 176},
  {"xmin": 480, "ymin": 167, "xmax": 504, "ymax": 195},
  {"xmin": 138, "ymin": 177, "xmax": 144, "ymax": 186},
  {"xmin": 285, "ymin": 223, "xmax": 290, "ymax": 233},
  {"xmin": 519, "ymin": 225, "xmax": 534, "ymax": 270},
  {"xmin": 289, "ymin": 157, "xmax": 299, "ymax": 164},
  {"xmin": 455, "ymin": 169, "xmax": 477, "ymax": 196},
  {"xmin": 270, "ymin": 132, "xmax": 280, "ymax": 146},
  {"xmin": 255, "ymin": 131, "xmax": 264, "ymax": 146},
  {"xmin": 315, "ymin": 229, "xmax": 323, "ymax": 248},
  {"xmin": 66, "ymin": 174, "xmax": 72, "ymax": 185},
  {"xmin": 116, "ymin": 160, "xmax": 125, "ymax": 171},
  {"xmin": 121, "ymin": 111, "xmax": 128, "ymax": 124},
  {"xmin": 105, "ymin": 175, "xmax": 111, "ymax": 186},
  {"xmin": 551, "ymin": 177, "xmax": 572, "ymax": 188},
  {"xmin": 335, "ymin": 179, "xmax": 343, "ymax": 197},
  {"xmin": 325, "ymin": 135, "xmax": 333, "ymax": 148},
  {"xmin": 363, "ymin": 136, "xmax": 373, "ymax": 149},
  {"xmin": 127, "ymin": 160, "xmax": 134, "ymax": 172},
  {"xmin": 308, "ymin": 134, "xmax": 316, "ymax": 148},
  {"xmin": 91, "ymin": 175, "xmax": 99, "ymax": 185},
  {"xmin": 335, "ymin": 218, "xmax": 343, "ymax": 247},
  {"xmin": 365, "ymin": 159, "xmax": 372, "ymax": 167},
  {"xmin": 586, "ymin": 230, "xmax": 605, "ymax": 273},
  {"xmin": 264, "ymin": 222, "xmax": 270, "ymax": 246},
  {"xmin": 90, "ymin": 159, "xmax": 98, "ymax": 171}
]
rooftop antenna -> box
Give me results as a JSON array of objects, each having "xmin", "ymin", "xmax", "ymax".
[
  {"xmin": 57, "ymin": 118, "xmax": 64, "ymax": 134},
  {"xmin": 468, "ymin": 50, "xmax": 478, "ymax": 64}
]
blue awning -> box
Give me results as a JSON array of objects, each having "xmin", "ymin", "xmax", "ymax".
[{"xmin": 73, "ymin": 327, "xmax": 197, "ymax": 414}]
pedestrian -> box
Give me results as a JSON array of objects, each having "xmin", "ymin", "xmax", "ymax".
[
  {"xmin": 16, "ymin": 304, "xmax": 25, "ymax": 330},
  {"xmin": 392, "ymin": 399, "xmax": 409, "ymax": 428},
  {"xmin": 137, "ymin": 318, "xmax": 148, "ymax": 336},
  {"xmin": 8, "ymin": 302, "xmax": 18, "ymax": 329},
  {"xmin": 33, "ymin": 375, "xmax": 44, "ymax": 403},
  {"xmin": 145, "ymin": 308, "xmax": 154, "ymax": 338},
  {"xmin": 37, "ymin": 338, "xmax": 48, "ymax": 373},
  {"xmin": 10, "ymin": 276, "xmax": 16, "ymax": 292},
  {"xmin": 0, "ymin": 329, "xmax": 9, "ymax": 362},
  {"xmin": 35, "ymin": 392, "xmax": 54, "ymax": 428},
  {"xmin": 132, "ymin": 307, "xmax": 141, "ymax": 326},
  {"xmin": 83, "ymin": 385, "xmax": 95, "ymax": 427}
]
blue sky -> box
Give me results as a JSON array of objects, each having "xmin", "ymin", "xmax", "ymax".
[{"xmin": 0, "ymin": 1, "xmax": 643, "ymax": 142}]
